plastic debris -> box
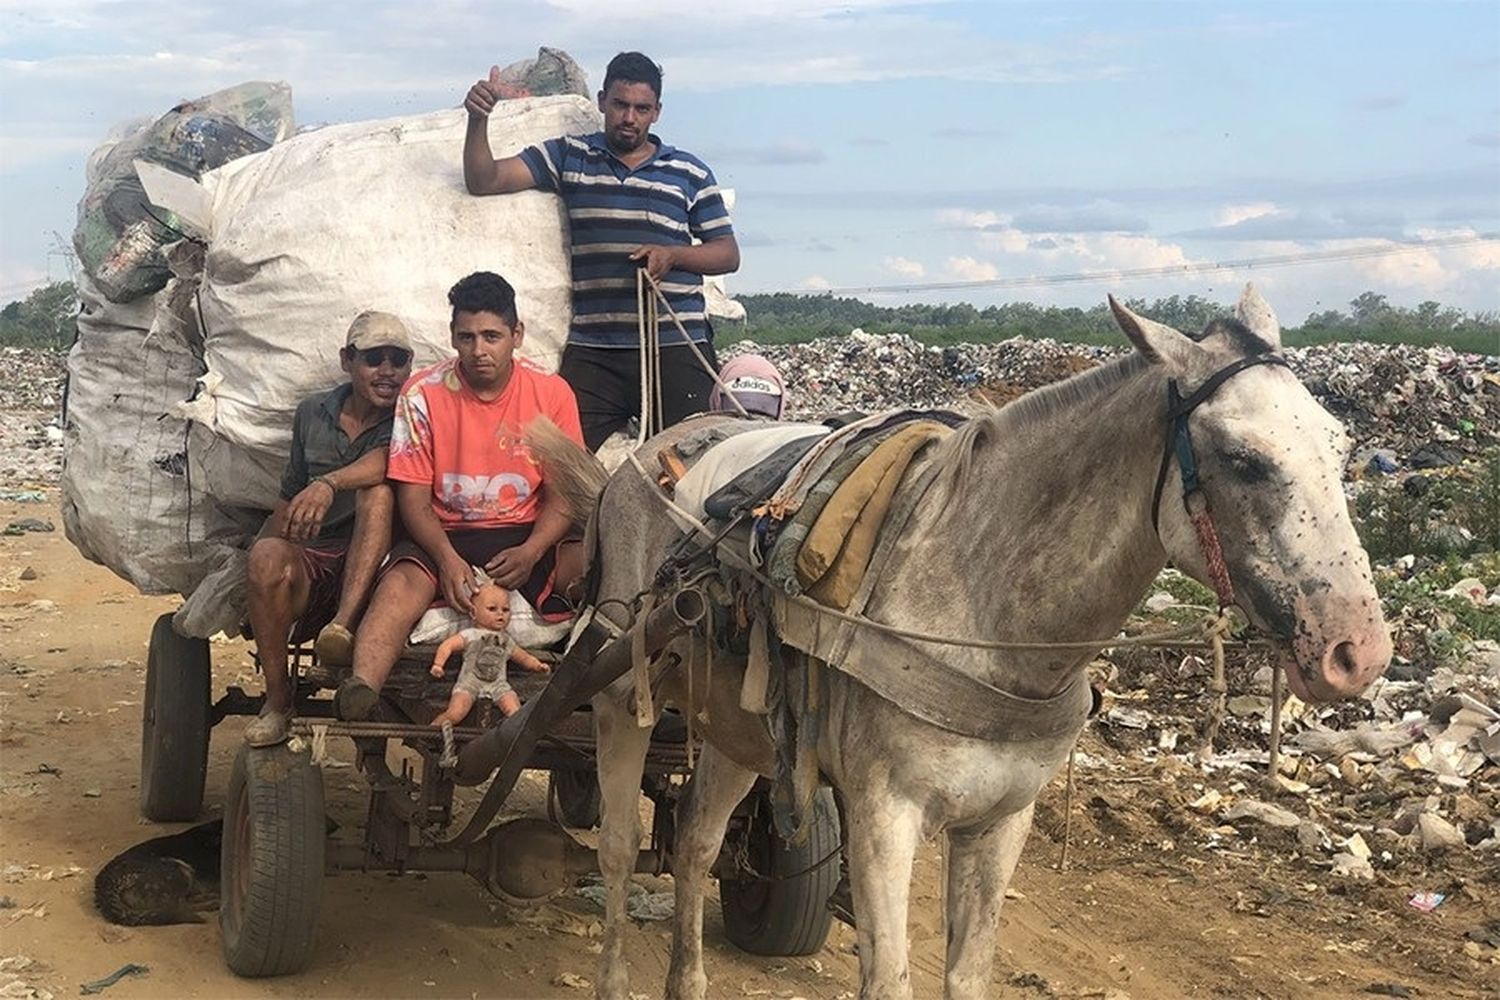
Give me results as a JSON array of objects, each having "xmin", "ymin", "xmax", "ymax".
[
  {"xmin": 1225, "ymin": 800, "xmax": 1302, "ymax": 829},
  {"xmin": 1407, "ymin": 891, "xmax": 1446, "ymax": 913},
  {"xmin": 78, "ymin": 964, "xmax": 148, "ymax": 996}
]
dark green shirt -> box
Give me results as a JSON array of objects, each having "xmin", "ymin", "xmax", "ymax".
[{"xmin": 278, "ymin": 384, "xmax": 394, "ymax": 541}]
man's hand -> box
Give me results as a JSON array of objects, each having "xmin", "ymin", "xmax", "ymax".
[
  {"xmin": 485, "ymin": 543, "xmax": 540, "ymax": 590},
  {"xmin": 629, "ymin": 244, "xmax": 679, "ymax": 280},
  {"xmin": 465, "ymin": 65, "xmax": 528, "ymax": 118},
  {"xmin": 438, "ymin": 554, "xmax": 476, "ymax": 614},
  {"xmin": 465, "ymin": 65, "xmax": 502, "ymax": 118},
  {"xmin": 283, "ymin": 479, "xmax": 334, "ymax": 542}
]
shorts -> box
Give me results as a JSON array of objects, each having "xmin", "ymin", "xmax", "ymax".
[
  {"xmin": 289, "ymin": 540, "xmax": 349, "ymax": 644},
  {"xmin": 453, "ymin": 663, "xmax": 514, "ymax": 703},
  {"xmin": 384, "ymin": 525, "xmax": 572, "ymax": 620},
  {"xmin": 559, "ymin": 341, "xmax": 720, "ymax": 451}
]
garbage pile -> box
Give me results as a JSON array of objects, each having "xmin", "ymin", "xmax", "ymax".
[
  {"xmin": 731, "ymin": 332, "xmax": 1500, "ymax": 464},
  {"xmin": 0, "ymin": 349, "xmax": 66, "ymax": 411}
]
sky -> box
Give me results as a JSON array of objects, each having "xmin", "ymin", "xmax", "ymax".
[{"xmin": 1, "ymin": 0, "xmax": 1498, "ymax": 326}]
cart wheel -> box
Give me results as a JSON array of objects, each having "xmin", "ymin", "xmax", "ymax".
[
  {"xmin": 140, "ymin": 612, "xmax": 212, "ymax": 822},
  {"xmin": 220, "ymin": 743, "xmax": 325, "ymax": 977},
  {"xmin": 720, "ymin": 786, "xmax": 839, "ymax": 956},
  {"xmin": 549, "ymin": 767, "xmax": 602, "ymax": 829}
]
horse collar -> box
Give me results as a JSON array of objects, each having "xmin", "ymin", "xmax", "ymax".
[{"xmin": 1150, "ymin": 353, "xmax": 1291, "ymax": 608}]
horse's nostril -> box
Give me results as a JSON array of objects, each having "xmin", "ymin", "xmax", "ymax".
[{"xmin": 1330, "ymin": 640, "xmax": 1358, "ymax": 677}]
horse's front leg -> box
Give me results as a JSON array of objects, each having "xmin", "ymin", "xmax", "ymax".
[
  {"xmin": 665, "ymin": 743, "xmax": 758, "ymax": 1000},
  {"xmin": 593, "ymin": 684, "xmax": 655, "ymax": 1000},
  {"xmin": 942, "ymin": 802, "xmax": 1034, "ymax": 1000},
  {"xmin": 846, "ymin": 784, "xmax": 923, "ymax": 1000}
]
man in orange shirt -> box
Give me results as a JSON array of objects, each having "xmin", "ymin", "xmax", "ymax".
[{"xmin": 337, "ymin": 271, "xmax": 584, "ymax": 721}]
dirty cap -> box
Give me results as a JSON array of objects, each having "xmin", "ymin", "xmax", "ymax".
[
  {"xmin": 345, "ymin": 310, "xmax": 413, "ymax": 351},
  {"xmin": 711, "ymin": 353, "xmax": 786, "ymax": 419}
]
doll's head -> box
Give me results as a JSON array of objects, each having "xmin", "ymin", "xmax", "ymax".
[{"xmin": 470, "ymin": 583, "xmax": 513, "ymax": 632}]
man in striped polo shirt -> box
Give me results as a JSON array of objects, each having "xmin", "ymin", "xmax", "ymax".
[{"xmin": 463, "ymin": 51, "xmax": 741, "ymax": 451}]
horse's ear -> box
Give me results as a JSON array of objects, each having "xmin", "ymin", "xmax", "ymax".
[
  {"xmin": 1235, "ymin": 283, "xmax": 1282, "ymax": 348},
  {"xmin": 1108, "ymin": 295, "xmax": 1198, "ymax": 370}
]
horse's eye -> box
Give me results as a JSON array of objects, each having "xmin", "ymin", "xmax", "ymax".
[{"xmin": 1224, "ymin": 450, "xmax": 1272, "ymax": 482}]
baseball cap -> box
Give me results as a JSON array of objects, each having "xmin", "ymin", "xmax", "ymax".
[
  {"xmin": 710, "ymin": 354, "xmax": 786, "ymax": 419},
  {"xmin": 345, "ymin": 310, "xmax": 413, "ymax": 351}
]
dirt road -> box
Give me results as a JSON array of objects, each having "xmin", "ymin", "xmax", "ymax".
[{"xmin": 1, "ymin": 491, "xmax": 1493, "ymax": 999}]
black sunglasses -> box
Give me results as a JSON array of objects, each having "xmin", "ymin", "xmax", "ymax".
[{"xmin": 355, "ymin": 346, "xmax": 412, "ymax": 368}]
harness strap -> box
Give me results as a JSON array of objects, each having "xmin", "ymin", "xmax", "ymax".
[{"xmin": 1150, "ymin": 353, "xmax": 1291, "ymax": 538}]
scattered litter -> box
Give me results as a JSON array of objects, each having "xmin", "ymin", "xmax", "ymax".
[
  {"xmin": 574, "ymin": 879, "xmax": 675, "ymax": 921},
  {"xmin": 1224, "ymin": 800, "xmax": 1302, "ymax": 829},
  {"xmin": 2, "ymin": 520, "xmax": 53, "ymax": 536},
  {"xmin": 1407, "ymin": 891, "xmax": 1446, "ymax": 913},
  {"xmin": 78, "ymin": 964, "xmax": 148, "ymax": 996}
]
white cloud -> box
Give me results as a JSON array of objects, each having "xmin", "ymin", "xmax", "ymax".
[
  {"xmin": 882, "ymin": 255, "xmax": 925, "ymax": 279},
  {"xmin": 1214, "ymin": 202, "xmax": 1278, "ymax": 227},
  {"xmin": 937, "ymin": 208, "xmax": 1008, "ymax": 230},
  {"xmin": 799, "ymin": 274, "xmax": 831, "ymax": 290},
  {"xmin": 946, "ymin": 256, "xmax": 998, "ymax": 281}
]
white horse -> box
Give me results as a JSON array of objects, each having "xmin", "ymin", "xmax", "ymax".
[{"xmin": 546, "ymin": 287, "xmax": 1391, "ymax": 999}]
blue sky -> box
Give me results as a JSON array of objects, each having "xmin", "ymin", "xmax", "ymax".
[{"xmin": 1, "ymin": 0, "xmax": 1497, "ymax": 325}]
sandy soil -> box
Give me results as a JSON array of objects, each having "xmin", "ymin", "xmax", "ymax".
[{"xmin": 1, "ymin": 490, "xmax": 1494, "ymax": 1000}]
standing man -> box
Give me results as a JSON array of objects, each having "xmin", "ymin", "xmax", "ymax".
[
  {"xmin": 462, "ymin": 51, "xmax": 741, "ymax": 451},
  {"xmin": 336, "ymin": 271, "xmax": 584, "ymax": 721},
  {"xmin": 243, "ymin": 311, "xmax": 413, "ymax": 747}
]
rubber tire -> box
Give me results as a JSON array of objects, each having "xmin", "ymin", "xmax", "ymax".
[
  {"xmin": 140, "ymin": 612, "xmax": 212, "ymax": 822},
  {"xmin": 720, "ymin": 786, "xmax": 840, "ymax": 956},
  {"xmin": 549, "ymin": 767, "xmax": 602, "ymax": 829},
  {"xmin": 219, "ymin": 743, "xmax": 325, "ymax": 978}
]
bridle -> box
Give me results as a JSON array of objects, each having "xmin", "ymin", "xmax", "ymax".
[{"xmin": 1151, "ymin": 352, "xmax": 1292, "ymax": 610}]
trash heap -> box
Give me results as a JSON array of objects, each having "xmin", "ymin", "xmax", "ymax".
[
  {"xmin": 730, "ymin": 332, "xmax": 1500, "ymax": 464},
  {"xmin": 0, "ymin": 349, "xmax": 66, "ymax": 490},
  {"xmin": 1057, "ymin": 561, "xmax": 1500, "ymax": 964}
]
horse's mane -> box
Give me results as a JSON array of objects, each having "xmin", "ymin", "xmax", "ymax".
[
  {"xmin": 930, "ymin": 318, "xmax": 1272, "ymax": 494},
  {"xmin": 932, "ymin": 352, "xmax": 1155, "ymax": 493}
]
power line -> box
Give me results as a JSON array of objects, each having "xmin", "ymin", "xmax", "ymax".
[{"xmin": 776, "ymin": 233, "xmax": 1499, "ymax": 297}]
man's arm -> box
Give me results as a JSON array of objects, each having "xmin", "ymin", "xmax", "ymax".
[
  {"xmin": 629, "ymin": 234, "xmax": 741, "ymax": 280},
  {"xmin": 396, "ymin": 482, "xmax": 475, "ymax": 613},
  {"xmin": 282, "ymin": 448, "xmax": 389, "ymax": 542},
  {"xmin": 463, "ymin": 66, "xmax": 543, "ymax": 196}
]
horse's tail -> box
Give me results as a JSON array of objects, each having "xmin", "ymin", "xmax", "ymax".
[{"xmin": 524, "ymin": 417, "xmax": 609, "ymax": 530}]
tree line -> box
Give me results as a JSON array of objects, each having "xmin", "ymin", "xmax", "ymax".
[
  {"xmin": 2, "ymin": 281, "xmax": 1496, "ymax": 354},
  {"xmin": 731, "ymin": 291, "xmax": 1500, "ymax": 353}
]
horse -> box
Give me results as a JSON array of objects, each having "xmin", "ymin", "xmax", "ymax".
[{"xmin": 537, "ymin": 286, "xmax": 1391, "ymax": 999}]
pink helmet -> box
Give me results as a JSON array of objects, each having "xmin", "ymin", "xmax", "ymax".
[{"xmin": 710, "ymin": 353, "xmax": 786, "ymax": 419}]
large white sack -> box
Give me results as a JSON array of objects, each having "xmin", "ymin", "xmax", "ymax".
[
  {"xmin": 192, "ymin": 96, "xmax": 600, "ymax": 469},
  {"xmin": 61, "ymin": 268, "xmax": 247, "ymax": 596}
]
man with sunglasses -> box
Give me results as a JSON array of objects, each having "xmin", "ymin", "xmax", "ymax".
[{"xmin": 243, "ymin": 311, "xmax": 414, "ymax": 747}]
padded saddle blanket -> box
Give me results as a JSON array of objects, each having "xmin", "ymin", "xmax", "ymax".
[{"xmin": 676, "ymin": 410, "xmax": 961, "ymax": 607}]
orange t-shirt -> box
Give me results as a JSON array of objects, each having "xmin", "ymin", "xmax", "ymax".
[{"xmin": 387, "ymin": 357, "xmax": 584, "ymax": 528}]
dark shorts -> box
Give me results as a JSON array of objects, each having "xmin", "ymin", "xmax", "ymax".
[
  {"xmin": 560, "ymin": 341, "xmax": 720, "ymax": 451},
  {"xmin": 384, "ymin": 526, "xmax": 572, "ymax": 620},
  {"xmin": 289, "ymin": 540, "xmax": 349, "ymax": 644}
]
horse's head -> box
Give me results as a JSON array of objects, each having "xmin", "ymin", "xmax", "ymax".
[{"xmin": 1109, "ymin": 285, "xmax": 1391, "ymax": 703}]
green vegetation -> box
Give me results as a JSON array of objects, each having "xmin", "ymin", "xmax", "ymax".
[
  {"xmin": 730, "ymin": 291, "xmax": 1500, "ymax": 353},
  {"xmin": 1353, "ymin": 448, "xmax": 1500, "ymax": 563},
  {"xmin": 0, "ymin": 281, "xmax": 78, "ymax": 349}
]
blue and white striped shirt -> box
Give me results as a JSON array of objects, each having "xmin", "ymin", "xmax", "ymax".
[{"xmin": 519, "ymin": 132, "xmax": 734, "ymax": 348}]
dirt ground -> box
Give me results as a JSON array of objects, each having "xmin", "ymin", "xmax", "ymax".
[{"xmin": 1, "ymin": 490, "xmax": 1495, "ymax": 1000}]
